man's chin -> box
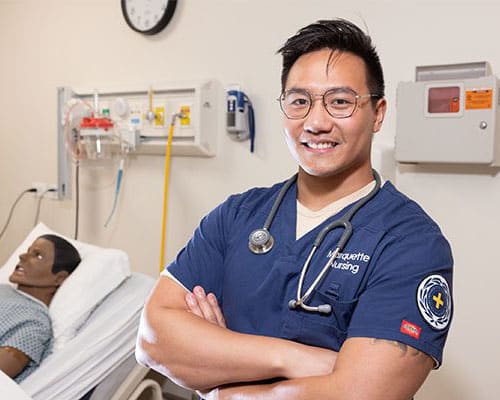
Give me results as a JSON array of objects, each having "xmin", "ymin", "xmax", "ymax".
[{"xmin": 299, "ymin": 166, "xmax": 341, "ymax": 179}]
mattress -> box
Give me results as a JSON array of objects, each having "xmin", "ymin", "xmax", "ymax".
[{"xmin": 20, "ymin": 272, "xmax": 155, "ymax": 400}]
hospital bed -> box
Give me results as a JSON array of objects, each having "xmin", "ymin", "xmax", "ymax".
[{"xmin": 0, "ymin": 223, "xmax": 163, "ymax": 400}]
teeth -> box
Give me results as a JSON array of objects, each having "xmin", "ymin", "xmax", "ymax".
[{"xmin": 307, "ymin": 142, "xmax": 335, "ymax": 149}]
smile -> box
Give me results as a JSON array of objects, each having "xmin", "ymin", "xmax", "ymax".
[{"xmin": 301, "ymin": 141, "xmax": 339, "ymax": 150}]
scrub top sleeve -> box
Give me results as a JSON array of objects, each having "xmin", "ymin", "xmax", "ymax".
[
  {"xmin": 166, "ymin": 199, "xmax": 233, "ymax": 299},
  {"xmin": 347, "ymin": 231, "xmax": 453, "ymax": 367}
]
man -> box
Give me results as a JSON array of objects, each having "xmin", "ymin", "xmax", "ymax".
[
  {"xmin": 136, "ymin": 19, "xmax": 453, "ymax": 399},
  {"xmin": 0, "ymin": 234, "xmax": 81, "ymax": 382}
]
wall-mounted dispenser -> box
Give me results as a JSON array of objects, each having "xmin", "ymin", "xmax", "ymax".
[{"xmin": 396, "ymin": 62, "xmax": 500, "ymax": 166}]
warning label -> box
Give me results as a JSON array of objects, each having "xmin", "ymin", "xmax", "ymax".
[{"xmin": 466, "ymin": 89, "xmax": 492, "ymax": 110}]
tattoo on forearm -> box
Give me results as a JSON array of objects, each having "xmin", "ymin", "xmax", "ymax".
[{"xmin": 370, "ymin": 339, "xmax": 428, "ymax": 360}]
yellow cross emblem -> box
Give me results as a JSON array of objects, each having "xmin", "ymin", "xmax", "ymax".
[{"xmin": 433, "ymin": 292, "xmax": 444, "ymax": 309}]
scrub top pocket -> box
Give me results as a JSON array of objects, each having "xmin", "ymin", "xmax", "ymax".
[{"xmin": 280, "ymin": 293, "xmax": 359, "ymax": 351}]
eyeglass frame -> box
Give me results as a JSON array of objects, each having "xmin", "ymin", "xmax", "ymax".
[{"xmin": 277, "ymin": 87, "xmax": 383, "ymax": 120}]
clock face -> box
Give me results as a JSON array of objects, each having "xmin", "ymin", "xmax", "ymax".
[{"xmin": 122, "ymin": 0, "xmax": 177, "ymax": 35}]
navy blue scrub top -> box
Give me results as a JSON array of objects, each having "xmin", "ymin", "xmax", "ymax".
[{"xmin": 167, "ymin": 180, "xmax": 453, "ymax": 366}]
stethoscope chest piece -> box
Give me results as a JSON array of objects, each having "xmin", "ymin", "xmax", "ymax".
[{"xmin": 248, "ymin": 228, "xmax": 274, "ymax": 254}]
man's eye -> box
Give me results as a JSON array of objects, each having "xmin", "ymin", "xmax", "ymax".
[
  {"xmin": 36, "ymin": 253, "xmax": 43, "ymax": 260},
  {"xmin": 328, "ymin": 97, "xmax": 354, "ymax": 108},
  {"xmin": 289, "ymin": 97, "xmax": 310, "ymax": 106},
  {"xmin": 330, "ymin": 98, "xmax": 351, "ymax": 105}
]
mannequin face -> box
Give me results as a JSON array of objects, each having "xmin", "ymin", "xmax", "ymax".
[{"xmin": 9, "ymin": 238, "xmax": 61, "ymax": 288}]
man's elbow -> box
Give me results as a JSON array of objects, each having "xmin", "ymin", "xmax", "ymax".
[
  {"xmin": 135, "ymin": 335, "xmax": 204, "ymax": 390},
  {"xmin": 135, "ymin": 308, "xmax": 201, "ymax": 390},
  {"xmin": 135, "ymin": 307, "xmax": 171, "ymax": 371},
  {"xmin": 135, "ymin": 336, "xmax": 155, "ymax": 369},
  {"xmin": 135, "ymin": 326, "xmax": 178, "ymax": 379}
]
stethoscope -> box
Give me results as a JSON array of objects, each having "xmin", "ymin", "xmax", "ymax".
[{"xmin": 248, "ymin": 170, "xmax": 381, "ymax": 315}]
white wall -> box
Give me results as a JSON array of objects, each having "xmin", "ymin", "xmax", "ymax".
[{"xmin": 0, "ymin": 0, "xmax": 498, "ymax": 398}]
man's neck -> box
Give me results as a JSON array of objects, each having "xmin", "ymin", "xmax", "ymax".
[
  {"xmin": 297, "ymin": 167, "xmax": 374, "ymax": 211},
  {"xmin": 17, "ymin": 285, "xmax": 56, "ymax": 306}
]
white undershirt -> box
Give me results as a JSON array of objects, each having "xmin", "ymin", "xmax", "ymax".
[{"xmin": 296, "ymin": 179, "xmax": 383, "ymax": 240}]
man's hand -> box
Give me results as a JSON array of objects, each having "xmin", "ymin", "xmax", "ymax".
[
  {"xmin": 185, "ymin": 286, "xmax": 226, "ymax": 328},
  {"xmin": 185, "ymin": 285, "xmax": 337, "ymax": 400},
  {"xmin": 137, "ymin": 277, "xmax": 338, "ymax": 391},
  {"xmin": 184, "ymin": 285, "xmax": 336, "ymax": 380}
]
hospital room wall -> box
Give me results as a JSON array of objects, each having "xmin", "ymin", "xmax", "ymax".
[{"xmin": 0, "ymin": 0, "xmax": 498, "ymax": 398}]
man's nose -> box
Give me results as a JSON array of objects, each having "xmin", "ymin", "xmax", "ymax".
[
  {"xmin": 303, "ymin": 99, "xmax": 334, "ymax": 134},
  {"xmin": 19, "ymin": 252, "xmax": 27, "ymax": 261}
]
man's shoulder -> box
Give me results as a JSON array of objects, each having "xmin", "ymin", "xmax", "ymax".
[
  {"xmin": 369, "ymin": 182, "xmax": 445, "ymax": 238},
  {"xmin": 223, "ymin": 178, "xmax": 290, "ymax": 213}
]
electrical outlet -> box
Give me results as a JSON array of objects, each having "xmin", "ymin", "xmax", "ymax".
[
  {"xmin": 31, "ymin": 182, "xmax": 58, "ymax": 199},
  {"xmin": 31, "ymin": 182, "xmax": 47, "ymax": 196},
  {"xmin": 46, "ymin": 184, "xmax": 58, "ymax": 200}
]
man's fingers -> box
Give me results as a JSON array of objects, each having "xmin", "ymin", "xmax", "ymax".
[
  {"xmin": 193, "ymin": 286, "xmax": 218, "ymax": 324},
  {"xmin": 185, "ymin": 292, "xmax": 203, "ymax": 318},
  {"xmin": 186, "ymin": 286, "xmax": 226, "ymax": 328},
  {"xmin": 207, "ymin": 293, "xmax": 226, "ymax": 328}
]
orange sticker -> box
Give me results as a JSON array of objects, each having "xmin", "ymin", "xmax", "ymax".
[{"xmin": 465, "ymin": 89, "xmax": 492, "ymax": 110}]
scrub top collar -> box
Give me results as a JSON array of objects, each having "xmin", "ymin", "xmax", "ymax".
[{"xmin": 278, "ymin": 178, "xmax": 384, "ymax": 254}]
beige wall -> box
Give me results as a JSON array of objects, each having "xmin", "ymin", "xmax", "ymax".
[{"xmin": 0, "ymin": 0, "xmax": 498, "ymax": 398}]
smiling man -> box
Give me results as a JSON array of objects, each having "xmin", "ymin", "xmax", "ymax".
[
  {"xmin": 137, "ymin": 19, "xmax": 454, "ymax": 400},
  {"xmin": 0, "ymin": 234, "xmax": 80, "ymax": 382}
]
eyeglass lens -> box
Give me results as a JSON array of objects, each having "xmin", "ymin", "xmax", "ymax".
[{"xmin": 280, "ymin": 88, "xmax": 358, "ymax": 119}]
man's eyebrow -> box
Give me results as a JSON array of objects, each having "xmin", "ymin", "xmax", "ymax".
[
  {"xmin": 325, "ymin": 86, "xmax": 356, "ymax": 92},
  {"xmin": 285, "ymin": 85, "xmax": 356, "ymax": 93}
]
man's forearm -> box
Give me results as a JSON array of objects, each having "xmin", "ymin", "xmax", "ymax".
[
  {"xmin": 215, "ymin": 337, "xmax": 435, "ymax": 400},
  {"xmin": 217, "ymin": 375, "xmax": 333, "ymax": 400},
  {"xmin": 137, "ymin": 304, "xmax": 335, "ymax": 391}
]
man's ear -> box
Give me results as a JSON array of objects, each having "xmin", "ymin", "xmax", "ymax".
[
  {"xmin": 54, "ymin": 270, "xmax": 69, "ymax": 286},
  {"xmin": 373, "ymin": 98, "xmax": 387, "ymax": 133}
]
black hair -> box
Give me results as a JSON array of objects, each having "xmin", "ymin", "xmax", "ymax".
[
  {"xmin": 277, "ymin": 19, "xmax": 385, "ymax": 99},
  {"xmin": 38, "ymin": 234, "xmax": 81, "ymax": 275}
]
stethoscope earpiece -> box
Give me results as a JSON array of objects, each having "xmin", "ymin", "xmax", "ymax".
[
  {"xmin": 317, "ymin": 304, "xmax": 332, "ymax": 314},
  {"xmin": 288, "ymin": 299, "xmax": 332, "ymax": 314}
]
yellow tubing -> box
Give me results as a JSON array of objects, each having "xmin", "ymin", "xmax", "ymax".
[{"xmin": 159, "ymin": 120, "xmax": 176, "ymax": 273}]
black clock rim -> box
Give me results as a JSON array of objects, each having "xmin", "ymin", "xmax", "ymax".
[{"xmin": 121, "ymin": 0, "xmax": 177, "ymax": 35}]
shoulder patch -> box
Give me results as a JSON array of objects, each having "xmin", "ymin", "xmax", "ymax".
[{"xmin": 417, "ymin": 274, "xmax": 451, "ymax": 330}]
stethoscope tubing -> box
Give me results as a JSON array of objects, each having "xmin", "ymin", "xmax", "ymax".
[
  {"xmin": 263, "ymin": 175, "xmax": 297, "ymax": 230},
  {"xmin": 294, "ymin": 170, "xmax": 381, "ymax": 312},
  {"xmin": 249, "ymin": 170, "xmax": 381, "ymax": 314}
]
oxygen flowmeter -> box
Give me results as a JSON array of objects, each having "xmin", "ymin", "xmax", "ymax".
[
  {"xmin": 226, "ymin": 85, "xmax": 255, "ymax": 153},
  {"xmin": 396, "ymin": 62, "xmax": 500, "ymax": 166}
]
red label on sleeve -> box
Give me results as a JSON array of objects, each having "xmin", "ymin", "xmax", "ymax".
[{"xmin": 400, "ymin": 320, "xmax": 421, "ymax": 339}]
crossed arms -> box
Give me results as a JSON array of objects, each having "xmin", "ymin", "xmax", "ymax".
[{"xmin": 136, "ymin": 276, "xmax": 434, "ymax": 399}]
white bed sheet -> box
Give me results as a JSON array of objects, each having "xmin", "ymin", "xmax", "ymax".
[
  {"xmin": 20, "ymin": 272, "xmax": 155, "ymax": 400},
  {"xmin": 0, "ymin": 370, "xmax": 32, "ymax": 400}
]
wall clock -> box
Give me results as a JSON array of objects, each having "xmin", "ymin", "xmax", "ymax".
[{"xmin": 122, "ymin": 0, "xmax": 177, "ymax": 35}]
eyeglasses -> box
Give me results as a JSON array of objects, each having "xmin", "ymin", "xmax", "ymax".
[{"xmin": 278, "ymin": 87, "xmax": 381, "ymax": 119}]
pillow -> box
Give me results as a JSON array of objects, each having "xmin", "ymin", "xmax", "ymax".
[{"xmin": 0, "ymin": 222, "xmax": 131, "ymax": 351}]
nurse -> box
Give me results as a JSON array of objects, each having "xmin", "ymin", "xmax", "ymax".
[{"xmin": 137, "ymin": 19, "xmax": 453, "ymax": 400}]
